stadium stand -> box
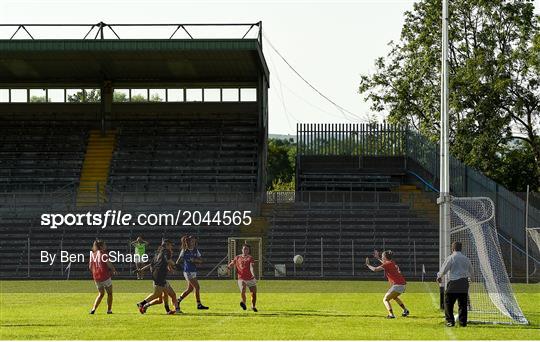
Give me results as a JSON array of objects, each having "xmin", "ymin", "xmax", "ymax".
[
  {"xmin": 0, "ymin": 24, "xmax": 270, "ymax": 279},
  {"xmin": 265, "ymin": 134, "xmax": 439, "ymax": 278},
  {"xmin": 109, "ymin": 114, "xmax": 259, "ymax": 194}
]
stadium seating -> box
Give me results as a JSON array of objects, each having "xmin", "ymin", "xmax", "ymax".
[
  {"xmin": 0, "ymin": 202, "xmax": 246, "ymax": 278},
  {"xmin": 0, "ymin": 120, "xmax": 89, "ymax": 192},
  {"xmin": 298, "ymin": 173, "xmax": 401, "ymax": 192},
  {"xmin": 264, "ymin": 200, "xmax": 439, "ymax": 278},
  {"xmin": 0, "ymin": 113, "xmax": 260, "ymax": 278},
  {"xmin": 109, "ymin": 116, "xmax": 259, "ymax": 195}
]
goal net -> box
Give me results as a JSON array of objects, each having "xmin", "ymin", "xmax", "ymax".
[
  {"xmin": 526, "ymin": 227, "xmax": 540, "ymax": 280},
  {"xmin": 527, "ymin": 228, "xmax": 540, "ymax": 252},
  {"xmin": 227, "ymin": 237, "xmax": 263, "ymax": 279},
  {"xmin": 449, "ymin": 197, "xmax": 528, "ymax": 324}
]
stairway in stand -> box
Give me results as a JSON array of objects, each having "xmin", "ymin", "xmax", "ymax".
[
  {"xmin": 395, "ymin": 184, "xmax": 438, "ymax": 224},
  {"xmin": 77, "ymin": 130, "xmax": 116, "ymax": 207}
]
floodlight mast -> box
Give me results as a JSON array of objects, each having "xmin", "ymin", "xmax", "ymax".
[{"xmin": 438, "ymin": 0, "xmax": 451, "ymax": 308}]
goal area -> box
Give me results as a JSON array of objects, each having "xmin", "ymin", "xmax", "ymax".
[
  {"xmin": 449, "ymin": 197, "xmax": 528, "ymax": 324},
  {"xmin": 227, "ymin": 237, "xmax": 263, "ymax": 279}
]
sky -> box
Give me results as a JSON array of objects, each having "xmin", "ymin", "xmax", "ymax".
[{"xmin": 1, "ymin": 0, "xmax": 539, "ymax": 135}]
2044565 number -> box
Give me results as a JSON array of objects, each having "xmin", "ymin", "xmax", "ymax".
[{"xmin": 181, "ymin": 210, "xmax": 252, "ymax": 226}]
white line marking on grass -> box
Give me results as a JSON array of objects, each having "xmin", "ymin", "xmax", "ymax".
[{"xmin": 424, "ymin": 283, "xmax": 456, "ymax": 340}]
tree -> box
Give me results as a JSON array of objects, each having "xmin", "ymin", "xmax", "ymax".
[
  {"xmin": 150, "ymin": 93, "xmax": 163, "ymax": 102},
  {"xmin": 131, "ymin": 94, "xmax": 147, "ymax": 102},
  {"xmin": 492, "ymin": 140, "xmax": 539, "ymax": 191},
  {"xmin": 29, "ymin": 95, "xmax": 47, "ymax": 103},
  {"xmin": 270, "ymin": 178, "xmax": 296, "ymax": 191},
  {"xmin": 267, "ymin": 138, "xmax": 296, "ymax": 190},
  {"xmin": 113, "ymin": 92, "xmax": 128, "ymax": 102},
  {"xmin": 359, "ymin": 0, "xmax": 540, "ymax": 191},
  {"xmin": 67, "ymin": 89, "xmax": 101, "ymax": 103}
]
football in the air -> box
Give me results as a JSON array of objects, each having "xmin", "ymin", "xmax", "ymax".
[{"xmin": 293, "ymin": 255, "xmax": 304, "ymax": 265}]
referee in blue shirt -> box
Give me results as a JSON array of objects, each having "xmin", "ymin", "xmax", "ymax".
[{"xmin": 437, "ymin": 241, "xmax": 474, "ymax": 327}]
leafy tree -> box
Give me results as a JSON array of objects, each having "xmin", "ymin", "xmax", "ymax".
[
  {"xmin": 492, "ymin": 140, "xmax": 539, "ymax": 191},
  {"xmin": 359, "ymin": 0, "xmax": 539, "ymax": 191},
  {"xmin": 113, "ymin": 92, "xmax": 128, "ymax": 102},
  {"xmin": 271, "ymin": 178, "xmax": 296, "ymax": 191},
  {"xmin": 29, "ymin": 95, "xmax": 47, "ymax": 103},
  {"xmin": 150, "ymin": 93, "xmax": 163, "ymax": 102},
  {"xmin": 67, "ymin": 89, "xmax": 101, "ymax": 103},
  {"xmin": 267, "ymin": 138, "xmax": 296, "ymax": 190},
  {"xmin": 131, "ymin": 94, "xmax": 147, "ymax": 102}
]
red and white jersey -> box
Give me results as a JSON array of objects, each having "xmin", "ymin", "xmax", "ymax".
[
  {"xmin": 382, "ymin": 260, "xmax": 406, "ymax": 285},
  {"xmin": 90, "ymin": 250, "xmax": 111, "ymax": 282},
  {"xmin": 233, "ymin": 254, "xmax": 255, "ymax": 280}
]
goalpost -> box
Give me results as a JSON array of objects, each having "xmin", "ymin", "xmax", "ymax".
[
  {"xmin": 449, "ymin": 197, "xmax": 528, "ymax": 324},
  {"xmin": 437, "ymin": 0, "xmax": 527, "ymax": 325},
  {"xmin": 227, "ymin": 237, "xmax": 263, "ymax": 279}
]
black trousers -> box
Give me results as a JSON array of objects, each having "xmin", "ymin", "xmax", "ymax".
[{"xmin": 444, "ymin": 278, "xmax": 469, "ymax": 325}]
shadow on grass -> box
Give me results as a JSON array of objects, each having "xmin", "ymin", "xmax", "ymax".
[
  {"xmin": 134, "ymin": 310, "xmax": 443, "ymax": 319},
  {"xmin": 1, "ymin": 323, "xmax": 67, "ymax": 327}
]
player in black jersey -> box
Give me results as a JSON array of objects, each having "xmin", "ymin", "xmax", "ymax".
[{"xmin": 135, "ymin": 240, "xmax": 180, "ymax": 314}]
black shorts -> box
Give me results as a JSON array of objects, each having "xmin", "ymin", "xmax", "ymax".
[
  {"xmin": 152, "ymin": 271, "xmax": 168, "ymax": 288},
  {"xmin": 152, "ymin": 278, "xmax": 165, "ymax": 287},
  {"xmin": 153, "ymin": 280, "xmax": 171, "ymax": 289}
]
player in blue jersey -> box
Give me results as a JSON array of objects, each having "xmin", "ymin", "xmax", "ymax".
[{"xmin": 175, "ymin": 235, "xmax": 209, "ymax": 311}]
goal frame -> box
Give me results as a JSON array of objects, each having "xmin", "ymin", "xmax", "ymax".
[
  {"xmin": 227, "ymin": 237, "xmax": 263, "ymax": 280},
  {"xmin": 449, "ymin": 196, "xmax": 528, "ymax": 325}
]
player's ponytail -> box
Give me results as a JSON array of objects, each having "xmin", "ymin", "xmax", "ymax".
[
  {"xmin": 93, "ymin": 240, "xmax": 105, "ymax": 252},
  {"xmin": 382, "ymin": 250, "xmax": 393, "ymax": 260},
  {"xmin": 181, "ymin": 235, "xmax": 189, "ymax": 250}
]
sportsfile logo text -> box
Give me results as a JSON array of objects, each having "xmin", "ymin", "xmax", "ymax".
[{"xmin": 40, "ymin": 210, "xmax": 253, "ymax": 229}]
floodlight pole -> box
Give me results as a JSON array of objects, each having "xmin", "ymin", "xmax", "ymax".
[{"xmin": 438, "ymin": 0, "xmax": 451, "ymax": 309}]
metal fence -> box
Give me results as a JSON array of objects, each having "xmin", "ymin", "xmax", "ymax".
[
  {"xmin": 406, "ymin": 130, "xmax": 540, "ymax": 246},
  {"xmin": 296, "ymin": 122, "xmax": 407, "ymax": 156}
]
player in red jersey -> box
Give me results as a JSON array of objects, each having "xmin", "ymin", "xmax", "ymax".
[
  {"xmin": 366, "ymin": 250, "xmax": 409, "ymax": 319},
  {"xmin": 227, "ymin": 243, "xmax": 258, "ymax": 312},
  {"xmin": 89, "ymin": 240, "xmax": 117, "ymax": 314}
]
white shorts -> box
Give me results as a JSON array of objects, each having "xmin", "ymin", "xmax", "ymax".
[
  {"xmin": 387, "ymin": 284, "xmax": 406, "ymax": 294},
  {"xmin": 183, "ymin": 272, "xmax": 197, "ymax": 281},
  {"xmin": 238, "ymin": 278, "xmax": 257, "ymax": 290},
  {"xmin": 95, "ymin": 278, "xmax": 112, "ymax": 290}
]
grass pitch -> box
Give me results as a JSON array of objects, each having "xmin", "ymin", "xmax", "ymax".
[{"xmin": 1, "ymin": 280, "xmax": 538, "ymax": 340}]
